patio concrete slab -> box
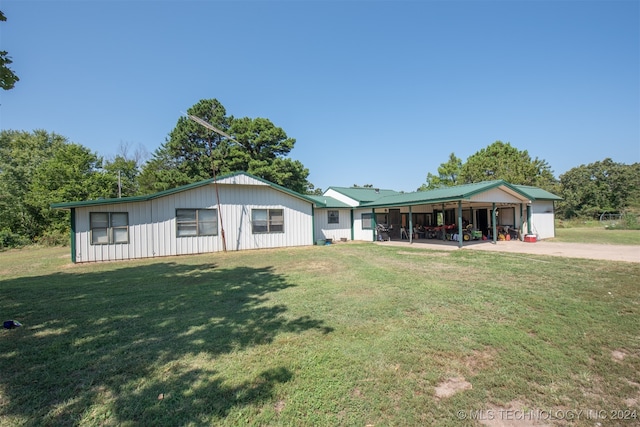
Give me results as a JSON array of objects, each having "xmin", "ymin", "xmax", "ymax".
[{"xmin": 376, "ymin": 239, "xmax": 640, "ymax": 263}]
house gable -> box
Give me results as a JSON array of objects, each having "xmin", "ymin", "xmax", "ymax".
[{"xmin": 323, "ymin": 187, "xmax": 399, "ymax": 207}]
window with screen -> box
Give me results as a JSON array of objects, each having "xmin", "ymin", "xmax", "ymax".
[
  {"xmin": 176, "ymin": 209, "xmax": 218, "ymax": 237},
  {"xmin": 90, "ymin": 212, "xmax": 129, "ymax": 245},
  {"xmin": 252, "ymin": 209, "xmax": 284, "ymax": 233},
  {"xmin": 327, "ymin": 210, "xmax": 339, "ymax": 224},
  {"xmin": 362, "ymin": 213, "xmax": 373, "ymax": 230}
]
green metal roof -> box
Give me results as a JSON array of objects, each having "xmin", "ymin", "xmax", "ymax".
[
  {"xmin": 51, "ymin": 171, "xmax": 320, "ymax": 209},
  {"xmin": 360, "ymin": 180, "xmax": 553, "ymax": 208},
  {"xmin": 51, "ymin": 174, "xmax": 561, "ymax": 211},
  {"xmin": 325, "ymin": 186, "xmax": 399, "ymax": 203},
  {"xmin": 512, "ymin": 184, "xmax": 563, "ymax": 201},
  {"xmin": 307, "ymin": 195, "xmax": 352, "ymax": 208}
]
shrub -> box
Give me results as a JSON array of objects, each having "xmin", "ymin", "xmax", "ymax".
[
  {"xmin": 37, "ymin": 231, "xmax": 69, "ymax": 247},
  {"xmin": 0, "ymin": 228, "xmax": 29, "ymax": 250}
]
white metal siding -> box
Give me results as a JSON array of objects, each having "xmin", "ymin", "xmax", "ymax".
[
  {"xmin": 221, "ymin": 185, "xmax": 313, "ymax": 251},
  {"xmin": 470, "ymin": 187, "xmax": 529, "ymax": 204},
  {"xmin": 72, "ymin": 180, "xmax": 313, "ymax": 262},
  {"xmin": 314, "ymin": 208, "xmax": 352, "ymax": 241},
  {"xmin": 74, "ymin": 202, "xmax": 153, "ymax": 263},
  {"xmin": 353, "ymin": 209, "xmax": 375, "ymax": 241},
  {"xmin": 150, "ymin": 185, "xmax": 222, "ymax": 257},
  {"xmin": 530, "ymin": 201, "xmax": 556, "ymax": 239},
  {"xmin": 216, "ymin": 174, "xmax": 269, "ymax": 186}
]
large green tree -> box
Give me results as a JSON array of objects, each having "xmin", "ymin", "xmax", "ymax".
[
  {"xmin": 418, "ymin": 152, "xmax": 462, "ymax": 191},
  {"xmin": 0, "ymin": 11, "xmax": 19, "ymax": 90},
  {"xmin": 139, "ymin": 99, "xmax": 312, "ymax": 194},
  {"xmin": 459, "ymin": 141, "xmax": 557, "ymax": 191},
  {"xmin": 139, "ymin": 98, "xmax": 230, "ymax": 192},
  {"xmin": 419, "ymin": 141, "xmax": 558, "ymax": 193},
  {"xmin": 0, "ymin": 130, "xmax": 114, "ymax": 244},
  {"xmin": 558, "ymin": 159, "xmax": 640, "ymax": 218}
]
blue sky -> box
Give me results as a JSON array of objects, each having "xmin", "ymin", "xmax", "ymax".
[{"xmin": 1, "ymin": 0, "xmax": 638, "ymax": 193}]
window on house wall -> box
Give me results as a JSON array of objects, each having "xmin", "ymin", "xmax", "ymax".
[
  {"xmin": 362, "ymin": 213, "xmax": 373, "ymax": 230},
  {"xmin": 252, "ymin": 209, "xmax": 284, "ymax": 233},
  {"xmin": 90, "ymin": 212, "xmax": 129, "ymax": 245},
  {"xmin": 176, "ymin": 209, "xmax": 218, "ymax": 237},
  {"xmin": 327, "ymin": 210, "xmax": 339, "ymax": 224}
]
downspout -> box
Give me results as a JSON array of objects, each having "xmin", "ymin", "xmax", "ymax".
[
  {"xmin": 457, "ymin": 201, "xmax": 463, "ymax": 248},
  {"xmin": 527, "ymin": 204, "xmax": 532, "ymax": 237},
  {"xmin": 70, "ymin": 208, "xmax": 76, "ymax": 263},
  {"xmin": 492, "ymin": 202, "xmax": 497, "ymax": 244}
]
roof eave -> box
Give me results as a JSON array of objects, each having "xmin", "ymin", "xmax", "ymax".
[{"xmin": 51, "ymin": 171, "xmax": 320, "ymax": 209}]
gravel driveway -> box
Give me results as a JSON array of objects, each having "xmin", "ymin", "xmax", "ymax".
[{"xmin": 378, "ymin": 239, "xmax": 640, "ymax": 263}]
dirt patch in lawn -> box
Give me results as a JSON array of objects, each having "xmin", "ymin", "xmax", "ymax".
[
  {"xmin": 434, "ymin": 376, "xmax": 472, "ymax": 399},
  {"xmin": 464, "ymin": 347, "xmax": 498, "ymax": 375},
  {"xmin": 611, "ymin": 349, "xmax": 627, "ymax": 362}
]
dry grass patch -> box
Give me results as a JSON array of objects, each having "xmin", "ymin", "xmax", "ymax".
[
  {"xmin": 434, "ymin": 376, "xmax": 473, "ymax": 399},
  {"xmin": 611, "ymin": 349, "xmax": 627, "ymax": 362}
]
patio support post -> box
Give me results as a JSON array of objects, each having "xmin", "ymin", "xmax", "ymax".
[
  {"xmin": 441, "ymin": 203, "xmax": 446, "ymax": 241},
  {"xmin": 409, "ymin": 206, "xmax": 413, "ymax": 243},
  {"xmin": 350, "ymin": 210, "xmax": 354, "ymax": 241},
  {"xmin": 457, "ymin": 200, "xmax": 463, "ymax": 248},
  {"xmin": 372, "ymin": 208, "xmax": 377, "ymax": 242},
  {"xmin": 312, "ymin": 205, "xmax": 316, "ymax": 243},
  {"xmin": 519, "ymin": 203, "xmax": 524, "ymax": 240},
  {"xmin": 526, "ymin": 204, "xmax": 532, "ymax": 237},
  {"xmin": 492, "ymin": 202, "xmax": 497, "ymax": 244}
]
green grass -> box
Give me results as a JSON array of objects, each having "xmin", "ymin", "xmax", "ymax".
[
  {"xmin": 1, "ymin": 244, "xmax": 639, "ymax": 426},
  {"xmin": 553, "ymin": 226, "xmax": 640, "ymax": 245}
]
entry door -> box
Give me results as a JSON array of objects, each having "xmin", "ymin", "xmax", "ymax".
[
  {"xmin": 388, "ymin": 209, "xmax": 401, "ymax": 239},
  {"xmin": 476, "ymin": 209, "xmax": 489, "ymax": 237}
]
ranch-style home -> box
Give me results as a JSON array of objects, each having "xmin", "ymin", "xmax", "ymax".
[{"xmin": 51, "ymin": 172, "xmax": 561, "ymax": 263}]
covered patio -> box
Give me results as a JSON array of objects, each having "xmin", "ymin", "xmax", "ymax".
[{"xmin": 361, "ymin": 180, "xmax": 557, "ymax": 248}]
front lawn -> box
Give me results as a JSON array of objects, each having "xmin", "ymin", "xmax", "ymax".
[
  {"xmin": 553, "ymin": 227, "xmax": 640, "ymax": 245},
  {"xmin": 1, "ymin": 244, "xmax": 638, "ymax": 426}
]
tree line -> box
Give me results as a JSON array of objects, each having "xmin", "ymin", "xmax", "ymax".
[
  {"xmin": 2, "ymin": 11, "xmax": 637, "ymax": 248},
  {"xmin": 419, "ymin": 141, "xmax": 639, "ymax": 221},
  {"xmin": 1, "ymin": 99, "xmax": 638, "ymax": 248}
]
